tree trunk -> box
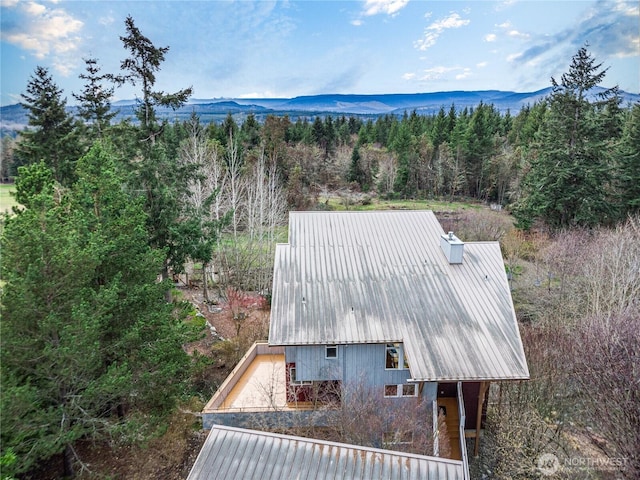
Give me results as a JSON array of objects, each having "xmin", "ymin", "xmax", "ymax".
[
  {"xmin": 202, "ymin": 261, "xmax": 210, "ymax": 303},
  {"xmin": 162, "ymin": 261, "xmax": 172, "ymax": 303},
  {"xmin": 63, "ymin": 444, "xmax": 75, "ymax": 478}
]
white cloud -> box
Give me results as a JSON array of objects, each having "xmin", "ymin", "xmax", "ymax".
[
  {"xmin": 477, "ymin": 61, "xmax": 488, "ymax": 68},
  {"xmin": 507, "ymin": 52, "xmax": 522, "ymax": 62},
  {"xmin": 456, "ymin": 68, "xmax": 471, "ymax": 80},
  {"xmin": 417, "ymin": 66, "xmax": 458, "ymax": 81},
  {"xmin": 1, "ymin": 0, "xmax": 83, "ymax": 74},
  {"xmin": 414, "ymin": 31, "xmax": 439, "ymax": 50},
  {"xmin": 497, "ymin": 21, "xmax": 512, "ymax": 28},
  {"xmin": 414, "ymin": 13, "xmax": 470, "ymax": 51},
  {"xmin": 485, "ymin": 33, "xmax": 497, "ymax": 42},
  {"xmin": 430, "ymin": 13, "xmax": 470, "ymax": 30},
  {"xmin": 402, "ymin": 72, "xmax": 416, "ymax": 80},
  {"xmin": 507, "ymin": 29, "xmax": 529, "ymax": 39},
  {"xmin": 24, "ymin": 1, "xmax": 46, "ymax": 16},
  {"xmin": 362, "ymin": 0, "xmax": 409, "ymax": 17},
  {"xmin": 351, "ymin": 19, "xmax": 363, "ymax": 26},
  {"xmin": 98, "ymin": 14, "xmax": 115, "ymax": 26},
  {"xmin": 614, "ymin": 0, "xmax": 639, "ymax": 16}
]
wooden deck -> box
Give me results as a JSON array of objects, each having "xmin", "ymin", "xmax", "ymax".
[
  {"xmin": 438, "ymin": 397, "xmax": 462, "ymax": 461},
  {"xmin": 217, "ymin": 354, "xmax": 288, "ymax": 410},
  {"xmin": 203, "ymin": 343, "xmax": 324, "ymax": 415}
]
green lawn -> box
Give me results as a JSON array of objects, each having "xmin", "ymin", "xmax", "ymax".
[
  {"xmin": 0, "ymin": 184, "xmax": 18, "ymax": 214},
  {"xmin": 323, "ymin": 196, "xmax": 481, "ymax": 212}
]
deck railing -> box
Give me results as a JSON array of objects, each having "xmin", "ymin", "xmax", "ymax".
[
  {"xmin": 203, "ymin": 342, "xmax": 284, "ymax": 412},
  {"xmin": 457, "ymin": 381, "xmax": 470, "ymax": 480}
]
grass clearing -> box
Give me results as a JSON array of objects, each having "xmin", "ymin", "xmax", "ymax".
[
  {"xmin": 323, "ymin": 196, "xmax": 482, "ymax": 212},
  {"xmin": 0, "ymin": 184, "xmax": 18, "ymax": 214}
]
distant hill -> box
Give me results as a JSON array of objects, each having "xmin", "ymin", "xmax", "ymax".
[{"xmin": 2, "ymin": 88, "xmax": 638, "ymax": 134}]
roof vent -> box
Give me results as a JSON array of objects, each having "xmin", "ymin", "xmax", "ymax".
[{"xmin": 440, "ymin": 231, "xmax": 464, "ymax": 264}]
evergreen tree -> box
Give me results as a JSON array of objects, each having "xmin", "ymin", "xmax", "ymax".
[
  {"xmin": 347, "ymin": 144, "xmax": 366, "ymax": 189},
  {"xmin": 0, "ymin": 146, "xmax": 192, "ymax": 477},
  {"xmin": 614, "ymin": 103, "xmax": 640, "ymax": 218},
  {"xmin": 16, "ymin": 66, "xmax": 81, "ymax": 185},
  {"xmin": 117, "ymin": 16, "xmax": 204, "ymax": 295},
  {"xmin": 119, "ymin": 15, "xmax": 192, "ymax": 143},
  {"xmin": 73, "ymin": 57, "xmax": 117, "ymax": 139},
  {"xmin": 240, "ymin": 113, "xmax": 261, "ymax": 150},
  {"xmin": 431, "ymin": 106, "xmax": 449, "ymax": 148},
  {"xmin": 514, "ymin": 46, "xmax": 622, "ymax": 229},
  {"xmin": 464, "ymin": 102, "xmax": 498, "ymax": 199}
]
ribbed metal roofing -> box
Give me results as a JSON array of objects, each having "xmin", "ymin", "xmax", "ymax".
[
  {"xmin": 268, "ymin": 211, "xmax": 529, "ymax": 381},
  {"xmin": 187, "ymin": 425, "xmax": 465, "ymax": 480}
]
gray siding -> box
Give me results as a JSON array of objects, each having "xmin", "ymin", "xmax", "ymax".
[
  {"xmin": 286, "ymin": 345, "xmax": 343, "ymax": 381},
  {"xmin": 287, "ymin": 343, "xmax": 428, "ymax": 398}
]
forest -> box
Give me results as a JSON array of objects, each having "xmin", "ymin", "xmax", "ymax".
[{"xmin": 1, "ymin": 15, "xmax": 639, "ymax": 479}]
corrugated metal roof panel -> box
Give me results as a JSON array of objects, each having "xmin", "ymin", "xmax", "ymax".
[
  {"xmin": 187, "ymin": 426, "xmax": 465, "ymax": 480},
  {"xmin": 269, "ymin": 211, "xmax": 529, "ymax": 381}
]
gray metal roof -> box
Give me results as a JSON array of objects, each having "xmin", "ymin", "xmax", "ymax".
[
  {"xmin": 268, "ymin": 211, "xmax": 529, "ymax": 381},
  {"xmin": 187, "ymin": 425, "xmax": 465, "ymax": 480}
]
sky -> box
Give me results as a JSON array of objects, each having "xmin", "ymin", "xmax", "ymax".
[{"xmin": 1, "ymin": 0, "xmax": 638, "ymax": 106}]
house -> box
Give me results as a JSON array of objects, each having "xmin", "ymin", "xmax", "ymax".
[{"xmin": 201, "ymin": 210, "xmax": 529, "ymax": 473}]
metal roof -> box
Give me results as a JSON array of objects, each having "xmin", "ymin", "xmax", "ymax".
[
  {"xmin": 187, "ymin": 425, "xmax": 465, "ymax": 480},
  {"xmin": 268, "ymin": 211, "xmax": 529, "ymax": 381}
]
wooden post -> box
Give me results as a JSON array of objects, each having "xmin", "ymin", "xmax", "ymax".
[{"xmin": 474, "ymin": 381, "xmax": 490, "ymax": 457}]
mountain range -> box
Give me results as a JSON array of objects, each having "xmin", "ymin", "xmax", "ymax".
[{"xmin": 2, "ymin": 87, "xmax": 638, "ymax": 135}]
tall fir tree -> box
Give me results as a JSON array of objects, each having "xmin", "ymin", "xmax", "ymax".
[
  {"xmin": 73, "ymin": 57, "xmax": 118, "ymax": 140},
  {"xmin": 117, "ymin": 16, "xmax": 205, "ymax": 295},
  {"xmin": 16, "ymin": 66, "xmax": 81, "ymax": 185},
  {"xmin": 514, "ymin": 46, "xmax": 622, "ymax": 229},
  {"xmin": 614, "ymin": 103, "xmax": 640, "ymax": 218},
  {"xmin": 347, "ymin": 144, "xmax": 366, "ymax": 190},
  {"xmin": 119, "ymin": 15, "xmax": 192, "ymax": 144}
]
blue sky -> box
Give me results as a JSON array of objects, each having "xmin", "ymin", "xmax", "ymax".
[{"xmin": 1, "ymin": 0, "xmax": 638, "ymax": 106}]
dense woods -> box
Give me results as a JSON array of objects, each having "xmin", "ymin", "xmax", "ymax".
[{"xmin": 1, "ymin": 16, "xmax": 638, "ymax": 479}]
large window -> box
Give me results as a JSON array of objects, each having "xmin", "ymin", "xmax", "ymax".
[{"xmin": 385, "ymin": 343, "xmax": 409, "ymax": 370}]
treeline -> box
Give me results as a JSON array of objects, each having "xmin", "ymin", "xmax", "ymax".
[
  {"xmin": 2, "ymin": 51, "xmax": 639, "ymax": 231},
  {"xmin": 1, "ymin": 12, "xmax": 638, "ymax": 477}
]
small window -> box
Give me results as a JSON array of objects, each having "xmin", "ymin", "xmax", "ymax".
[
  {"xmin": 326, "ymin": 345, "xmax": 338, "ymax": 359},
  {"xmin": 384, "ymin": 384, "xmax": 399, "ymax": 397},
  {"xmin": 401, "ymin": 384, "xmax": 417, "ymax": 397},
  {"xmin": 386, "ymin": 343, "xmax": 400, "ymax": 369}
]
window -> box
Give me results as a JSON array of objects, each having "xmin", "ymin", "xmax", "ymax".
[
  {"xmin": 384, "ymin": 383, "xmax": 417, "ymax": 398},
  {"xmin": 401, "ymin": 384, "xmax": 417, "ymax": 397},
  {"xmin": 386, "ymin": 343, "xmax": 399, "ymax": 369},
  {"xmin": 325, "ymin": 345, "xmax": 338, "ymax": 359},
  {"xmin": 384, "ymin": 384, "xmax": 399, "ymax": 397},
  {"xmin": 386, "ymin": 343, "xmax": 409, "ymax": 370},
  {"xmin": 289, "ymin": 366, "xmax": 311, "ymax": 385}
]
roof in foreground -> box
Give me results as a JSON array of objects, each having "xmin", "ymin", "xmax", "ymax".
[
  {"xmin": 187, "ymin": 425, "xmax": 465, "ymax": 480},
  {"xmin": 268, "ymin": 210, "xmax": 529, "ymax": 381}
]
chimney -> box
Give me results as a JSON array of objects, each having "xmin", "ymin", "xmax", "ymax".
[{"xmin": 440, "ymin": 231, "xmax": 464, "ymax": 264}]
